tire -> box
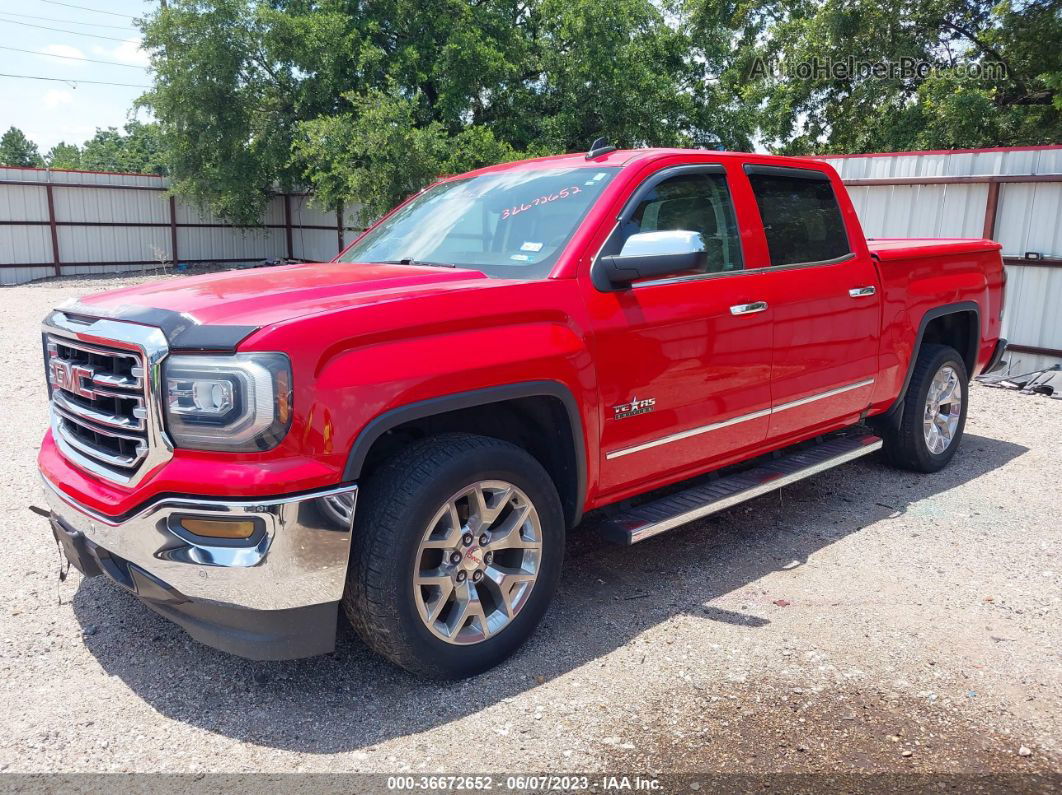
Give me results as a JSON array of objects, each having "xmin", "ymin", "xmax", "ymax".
[
  {"xmin": 343, "ymin": 432, "xmax": 564, "ymax": 679},
  {"xmin": 880, "ymin": 343, "xmax": 969, "ymax": 473}
]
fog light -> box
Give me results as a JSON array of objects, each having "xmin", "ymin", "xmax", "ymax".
[{"xmin": 178, "ymin": 517, "xmax": 256, "ymax": 539}]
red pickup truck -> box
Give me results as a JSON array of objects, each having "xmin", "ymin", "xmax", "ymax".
[{"xmin": 39, "ymin": 146, "xmax": 1006, "ymax": 678}]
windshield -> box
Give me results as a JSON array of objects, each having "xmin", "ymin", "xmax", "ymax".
[{"xmin": 337, "ymin": 167, "xmax": 619, "ymax": 279}]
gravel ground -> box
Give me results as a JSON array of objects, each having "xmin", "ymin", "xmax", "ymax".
[{"xmin": 0, "ymin": 275, "xmax": 1059, "ymax": 779}]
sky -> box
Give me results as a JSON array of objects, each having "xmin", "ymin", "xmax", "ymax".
[{"xmin": 0, "ymin": 0, "xmax": 156, "ymax": 153}]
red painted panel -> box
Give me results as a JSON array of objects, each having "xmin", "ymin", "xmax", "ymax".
[{"xmin": 587, "ymin": 271, "xmax": 773, "ymax": 495}]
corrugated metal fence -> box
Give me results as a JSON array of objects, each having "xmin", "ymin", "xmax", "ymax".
[
  {"xmin": 0, "ymin": 165, "xmax": 362, "ymax": 286},
  {"xmin": 820, "ymin": 145, "xmax": 1062, "ymax": 372}
]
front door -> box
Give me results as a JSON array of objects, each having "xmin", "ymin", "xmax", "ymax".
[{"xmin": 586, "ymin": 164, "xmax": 773, "ymax": 497}]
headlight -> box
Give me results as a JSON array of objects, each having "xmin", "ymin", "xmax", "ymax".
[{"xmin": 162, "ymin": 353, "xmax": 292, "ymax": 451}]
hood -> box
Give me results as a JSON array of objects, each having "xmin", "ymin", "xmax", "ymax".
[{"xmin": 73, "ymin": 261, "xmax": 491, "ymax": 329}]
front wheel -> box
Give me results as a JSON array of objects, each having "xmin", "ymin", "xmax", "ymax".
[
  {"xmin": 880, "ymin": 343, "xmax": 969, "ymax": 473},
  {"xmin": 343, "ymin": 433, "xmax": 564, "ymax": 679}
]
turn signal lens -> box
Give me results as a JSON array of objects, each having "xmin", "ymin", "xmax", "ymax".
[
  {"xmin": 275, "ymin": 366, "xmax": 291, "ymax": 425},
  {"xmin": 178, "ymin": 518, "xmax": 256, "ymax": 539}
]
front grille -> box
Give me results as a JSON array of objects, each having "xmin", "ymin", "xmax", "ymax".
[{"xmin": 46, "ymin": 334, "xmax": 150, "ymax": 478}]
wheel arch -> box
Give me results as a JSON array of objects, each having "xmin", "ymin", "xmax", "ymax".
[
  {"xmin": 342, "ymin": 381, "xmax": 587, "ymax": 528},
  {"xmin": 880, "ymin": 301, "xmax": 980, "ymax": 424}
]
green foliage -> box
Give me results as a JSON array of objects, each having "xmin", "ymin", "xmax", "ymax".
[
  {"xmin": 139, "ymin": 0, "xmax": 744, "ymax": 225},
  {"xmin": 485, "ymin": 0, "xmax": 739, "ymax": 151},
  {"xmin": 138, "ymin": 0, "xmax": 298, "ymax": 224},
  {"xmin": 45, "ymin": 142, "xmax": 82, "ymax": 170},
  {"xmin": 0, "ymin": 125, "xmax": 164, "ymax": 173},
  {"xmin": 294, "ymin": 89, "xmax": 522, "ymax": 224},
  {"xmin": 135, "ymin": 0, "xmax": 1059, "ymax": 222},
  {"xmin": 0, "ymin": 127, "xmax": 44, "ymax": 167},
  {"xmin": 80, "ymin": 122, "xmax": 167, "ymax": 174},
  {"xmin": 702, "ymin": 0, "xmax": 1061, "ymax": 153}
]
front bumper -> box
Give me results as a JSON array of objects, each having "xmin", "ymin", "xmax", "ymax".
[{"xmin": 42, "ymin": 475, "xmax": 358, "ymax": 660}]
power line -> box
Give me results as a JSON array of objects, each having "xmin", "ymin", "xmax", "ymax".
[
  {"xmin": 0, "ymin": 10, "xmax": 137, "ymax": 30},
  {"xmin": 0, "ymin": 44, "xmax": 147, "ymax": 69},
  {"xmin": 34, "ymin": 0, "xmax": 136, "ymax": 19},
  {"xmin": 0, "ymin": 72, "xmax": 150, "ymax": 88},
  {"xmin": 0, "ymin": 17, "xmax": 135, "ymax": 41}
]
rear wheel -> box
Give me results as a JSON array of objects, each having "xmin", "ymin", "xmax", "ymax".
[
  {"xmin": 343, "ymin": 433, "xmax": 564, "ymax": 678},
  {"xmin": 880, "ymin": 344, "xmax": 969, "ymax": 473}
]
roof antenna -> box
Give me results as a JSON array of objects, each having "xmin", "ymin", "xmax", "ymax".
[{"xmin": 586, "ymin": 137, "xmax": 617, "ymax": 160}]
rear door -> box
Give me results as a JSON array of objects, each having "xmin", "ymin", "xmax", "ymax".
[
  {"xmin": 743, "ymin": 164, "xmax": 880, "ymax": 440},
  {"xmin": 586, "ymin": 162, "xmax": 773, "ymax": 496}
]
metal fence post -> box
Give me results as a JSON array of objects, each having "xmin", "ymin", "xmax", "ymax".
[
  {"xmin": 45, "ymin": 182, "xmax": 61, "ymax": 277},
  {"xmin": 169, "ymin": 195, "xmax": 179, "ymax": 265},
  {"xmin": 336, "ymin": 204, "xmax": 344, "ymax": 252},
  {"xmin": 982, "ymin": 181, "xmax": 1001, "ymax": 240},
  {"xmin": 284, "ymin": 194, "xmax": 294, "ymax": 259}
]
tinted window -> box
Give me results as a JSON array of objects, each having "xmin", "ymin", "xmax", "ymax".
[
  {"xmin": 746, "ymin": 171, "xmax": 851, "ymax": 267},
  {"xmin": 338, "ymin": 167, "xmax": 618, "ymax": 279},
  {"xmin": 617, "ymin": 172, "xmax": 743, "ymax": 274}
]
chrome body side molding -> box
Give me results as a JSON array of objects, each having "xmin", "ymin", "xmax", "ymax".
[{"xmin": 605, "ymin": 378, "xmax": 874, "ymax": 460}]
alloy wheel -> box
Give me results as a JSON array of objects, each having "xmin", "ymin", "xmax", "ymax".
[
  {"xmin": 320, "ymin": 492, "xmax": 356, "ymax": 528},
  {"xmin": 412, "ymin": 480, "xmax": 542, "ymax": 645},
  {"xmin": 923, "ymin": 364, "xmax": 962, "ymax": 454}
]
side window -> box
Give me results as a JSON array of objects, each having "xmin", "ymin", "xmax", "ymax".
[
  {"xmin": 618, "ymin": 172, "xmax": 743, "ymax": 274},
  {"xmin": 746, "ymin": 169, "xmax": 851, "ymax": 267}
]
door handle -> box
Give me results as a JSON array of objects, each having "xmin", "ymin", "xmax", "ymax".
[
  {"xmin": 730, "ymin": 301, "xmax": 768, "ymax": 315},
  {"xmin": 849, "ymin": 286, "xmax": 876, "ymax": 297}
]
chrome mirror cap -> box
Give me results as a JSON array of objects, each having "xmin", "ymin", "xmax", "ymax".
[{"xmin": 618, "ymin": 230, "xmax": 704, "ymax": 258}]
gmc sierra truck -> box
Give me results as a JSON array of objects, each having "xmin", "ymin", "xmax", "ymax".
[{"xmin": 39, "ymin": 145, "xmax": 1006, "ymax": 678}]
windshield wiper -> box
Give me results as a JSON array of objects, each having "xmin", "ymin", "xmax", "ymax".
[{"xmin": 378, "ymin": 258, "xmax": 456, "ymax": 268}]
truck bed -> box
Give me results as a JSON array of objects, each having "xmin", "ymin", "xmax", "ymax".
[
  {"xmin": 868, "ymin": 237, "xmax": 1002, "ymax": 261},
  {"xmin": 866, "ymin": 236, "xmax": 1005, "ymax": 410}
]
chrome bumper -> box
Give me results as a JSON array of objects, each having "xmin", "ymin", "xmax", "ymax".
[{"xmin": 41, "ymin": 475, "xmax": 358, "ymax": 612}]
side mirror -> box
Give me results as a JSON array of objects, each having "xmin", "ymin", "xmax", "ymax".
[{"xmin": 597, "ymin": 230, "xmax": 705, "ymax": 289}]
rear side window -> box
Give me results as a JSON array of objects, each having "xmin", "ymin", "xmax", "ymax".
[
  {"xmin": 617, "ymin": 172, "xmax": 743, "ymax": 274},
  {"xmin": 746, "ymin": 169, "xmax": 851, "ymax": 267}
]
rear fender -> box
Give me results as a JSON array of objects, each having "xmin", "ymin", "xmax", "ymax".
[{"xmin": 880, "ymin": 301, "xmax": 980, "ymax": 424}]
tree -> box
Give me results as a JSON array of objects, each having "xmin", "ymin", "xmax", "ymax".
[
  {"xmin": 294, "ymin": 89, "xmax": 522, "ymax": 224},
  {"xmin": 46, "ymin": 142, "xmax": 82, "ymax": 170},
  {"xmin": 80, "ymin": 122, "xmax": 167, "ymax": 174},
  {"xmin": 137, "ymin": 0, "xmax": 1057, "ymax": 221},
  {"xmin": 138, "ymin": 0, "xmax": 741, "ymax": 225},
  {"xmin": 505, "ymin": 0, "xmax": 749, "ymax": 152},
  {"xmin": 138, "ymin": 0, "xmax": 344, "ymax": 225},
  {"xmin": 0, "ymin": 127, "xmax": 44, "ymax": 167},
  {"xmin": 697, "ymin": 0, "xmax": 1061, "ymax": 153}
]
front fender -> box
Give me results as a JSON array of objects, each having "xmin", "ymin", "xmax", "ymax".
[{"xmin": 312, "ymin": 321, "xmax": 597, "ymax": 511}]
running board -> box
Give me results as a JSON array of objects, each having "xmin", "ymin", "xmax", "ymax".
[{"xmin": 600, "ymin": 433, "xmax": 883, "ymax": 545}]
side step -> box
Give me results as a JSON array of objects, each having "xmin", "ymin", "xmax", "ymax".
[{"xmin": 600, "ymin": 432, "xmax": 883, "ymax": 545}]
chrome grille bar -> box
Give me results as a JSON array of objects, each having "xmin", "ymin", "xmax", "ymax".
[
  {"xmin": 47, "ymin": 338, "xmax": 143, "ymax": 389},
  {"xmin": 43, "ymin": 311, "xmax": 172, "ymax": 486},
  {"xmin": 52, "ymin": 408, "xmax": 146, "ymax": 469},
  {"xmin": 52, "ymin": 391, "xmax": 146, "ymax": 433}
]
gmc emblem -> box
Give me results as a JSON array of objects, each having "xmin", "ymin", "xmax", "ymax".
[{"xmin": 50, "ymin": 360, "xmax": 95, "ymax": 399}]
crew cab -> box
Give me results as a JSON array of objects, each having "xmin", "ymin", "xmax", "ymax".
[{"xmin": 39, "ymin": 146, "xmax": 1007, "ymax": 678}]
